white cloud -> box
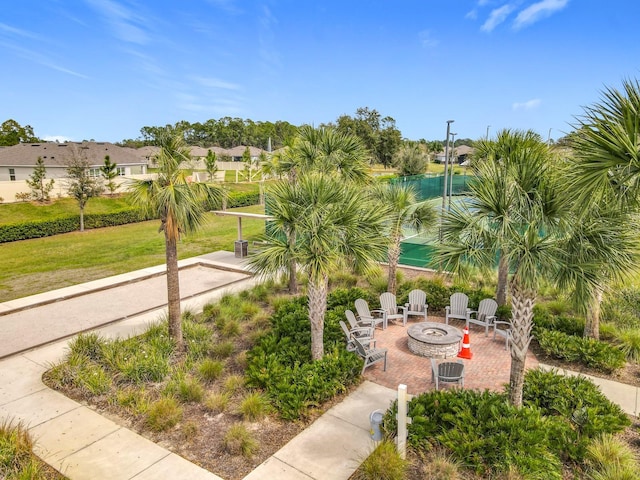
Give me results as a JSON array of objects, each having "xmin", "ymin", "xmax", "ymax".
[
  {"xmin": 191, "ymin": 76, "xmax": 241, "ymax": 90},
  {"xmin": 0, "ymin": 22, "xmax": 41, "ymax": 40},
  {"xmin": 465, "ymin": 9, "xmax": 478, "ymax": 20},
  {"xmin": 512, "ymin": 99, "xmax": 541, "ymax": 110},
  {"xmin": 481, "ymin": 4, "xmax": 516, "ymax": 32},
  {"xmin": 418, "ymin": 30, "xmax": 439, "ymax": 48},
  {"xmin": 513, "ymin": 0, "xmax": 569, "ymax": 30},
  {"xmin": 85, "ymin": 0, "xmax": 151, "ymax": 44}
]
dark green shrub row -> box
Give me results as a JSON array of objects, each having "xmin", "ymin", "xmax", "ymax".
[
  {"xmin": 245, "ymin": 289, "xmax": 363, "ymax": 420},
  {"xmin": 0, "ymin": 208, "xmax": 153, "ymax": 243},
  {"xmin": 382, "ymin": 369, "xmax": 629, "ymax": 478},
  {"xmin": 534, "ymin": 327, "xmax": 626, "ymax": 372},
  {"xmin": 534, "ymin": 305, "xmax": 585, "ymax": 336},
  {"xmin": 383, "ymin": 388, "xmax": 564, "ymax": 478},
  {"xmin": 227, "ymin": 191, "xmax": 260, "ymax": 208},
  {"xmin": 521, "ymin": 368, "xmax": 630, "ymax": 462}
]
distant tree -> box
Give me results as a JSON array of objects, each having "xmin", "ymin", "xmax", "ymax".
[
  {"xmin": 204, "ymin": 149, "xmax": 218, "ymax": 181},
  {"xmin": 66, "ymin": 156, "xmax": 103, "ymax": 232},
  {"xmin": 334, "ymin": 107, "xmax": 403, "ymax": 167},
  {"xmin": 395, "ymin": 143, "xmax": 429, "ymax": 176},
  {"xmin": 0, "ymin": 119, "xmax": 39, "ymax": 146},
  {"xmin": 242, "ymin": 146, "xmax": 255, "ymax": 181},
  {"xmin": 100, "ymin": 155, "xmax": 118, "ymax": 196},
  {"xmin": 26, "ymin": 156, "xmax": 55, "ymax": 203}
]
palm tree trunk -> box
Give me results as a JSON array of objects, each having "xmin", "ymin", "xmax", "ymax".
[
  {"xmin": 496, "ymin": 252, "xmax": 508, "ymax": 306},
  {"xmin": 308, "ymin": 274, "xmax": 328, "ymax": 361},
  {"xmin": 584, "ymin": 287, "xmax": 603, "ymax": 340},
  {"xmin": 508, "ymin": 279, "xmax": 535, "ymax": 406},
  {"xmin": 288, "ymin": 231, "xmax": 298, "ymax": 294},
  {"xmin": 165, "ymin": 230, "xmax": 183, "ymax": 351},
  {"xmin": 387, "ymin": 234, "xmax": 401, "ymax": 295}
]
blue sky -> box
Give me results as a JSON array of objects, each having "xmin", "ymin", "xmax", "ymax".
[{"xmin": 2, "ymin": 0, "xmax": 639, "ymax": 144}]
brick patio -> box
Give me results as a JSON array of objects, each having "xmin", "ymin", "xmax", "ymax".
[{"xmin": 362, "ymin": 314, "xmax": 539, "ymax": 397}]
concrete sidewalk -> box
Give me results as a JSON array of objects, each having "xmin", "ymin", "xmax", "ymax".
[{"xmin": 0, "ymin": 252, "xmax": 638, "ymax": 480}]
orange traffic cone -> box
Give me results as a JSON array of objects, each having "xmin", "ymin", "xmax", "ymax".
[{"xmin": 458, "ymin": 326, "xmax": 473, "ymax": 359}]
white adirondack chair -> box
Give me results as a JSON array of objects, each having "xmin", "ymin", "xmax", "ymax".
[
  {"xmin": 467, "ymin": 298, "xmax": 498, "ymax": 336},
  {"xmin": 379, "ymin": 292, "xmax": 406, "ymax": 327},
  {"xmin": 445, "ymin": 292, "xmax": 471, "ymax": 326},
  {"xmin": 354, "ymin": 299, "xmax": 386, "ymax": 330},
  {"xmin": 403, "ymin": 289, "xmax": 428, "ymax": 325}
]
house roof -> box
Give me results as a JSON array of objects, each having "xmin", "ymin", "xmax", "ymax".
[
  {"xmin": 0, "ymin": 142, "xmax": 146, "ymax": 168},
  {"xmin": 225, "ymin": 145, "xmax": 264, "ymax": 157}
]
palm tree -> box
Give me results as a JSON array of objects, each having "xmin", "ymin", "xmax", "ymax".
[
  {"xmin": 440, "ymin": 129, "xmax": 570, "ymax": 406},
  {"xmin": 568, "ymin": 78, "xmax": 640, "ymax": 213},
  {"xmin": 249, "ymin": 173, "xmax": 388, "ymax": 361},
  {"xmin": 129, "ymin": 134, "xmax": 224, "ymax": 350},
  {"xmin": 267, "ymin": 126, "xmax": 371, "ymax": 293},
  {"xmin": 374, "ymin": 182, "xmax": 437, "ymax": 294},
  {"xmin": 555, "ymin": 203, "xmax": 639, "ymax": 339},
  {"xmin": 467, "ymin": 129, "xmax": 555, "ymax": 306},
  {"xmin": 565, "ymin": 78, "xmax": 640, "ymax": 338}
]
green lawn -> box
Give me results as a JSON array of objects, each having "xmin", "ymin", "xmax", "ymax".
[{"xmin": 0, "ymin": 205, "xmax": 266, "ymax": 301}]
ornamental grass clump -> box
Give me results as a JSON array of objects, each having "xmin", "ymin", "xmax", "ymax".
[
  {"xmin": 145, "ymin": 397, "xmax": 182, "ymax": 432},
  {"xmin": 353, "ymin": 440, "xmax": 408, "ymax": 480},
  {"xmin": 222, "ymin": 423, "xmax": 257, "ymax": 457}
]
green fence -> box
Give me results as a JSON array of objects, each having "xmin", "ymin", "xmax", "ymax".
[
  {"xmin": 389, "ymin": 174, "xmax": 470, "ymax": 202},
  {"xmin": 393, "ymin": 174, "xmax": 471, "ymax": 267}
]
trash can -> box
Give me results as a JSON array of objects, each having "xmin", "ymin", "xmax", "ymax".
[
  {"xmin": 234, "ymin": 240, "xmax": 248, "ymax": 258},
  {"xmin": 369, "ymin": 409, "xmax": 384, "ymax": 441}
]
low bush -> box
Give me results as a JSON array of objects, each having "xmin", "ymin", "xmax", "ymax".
[
  {"xmin": 146, "ymin": 397, "xmax": 183, "ymax": 432},
  {"xmin": 204, "ymin": 391, "xmax": 230, "ymax": 413},
  {"xmin": 177, "ymin": 376, "xmax": 205, "ymax": 403},
  {"xmin": 383, "ymin": 388, "xmax": 564, "ymax": 478},
  {"xmin": 535, "ymin": 328, "xmax": 626, "ymax": 372},
  {"xmin": 245, "ymin": 291, "xmax": 363, "ymax": 420},
  {"xmin": 353, "ymin": 440, "xmax": 408, "ymax": 480},
  {"xmin": 222, "ymin": 423, "xmax": 257, "ymax": 457},
  {"xmin": 585, "ymin": 433, "xmax": 640, "ymax": 480},
  {"xmin": 0, "ymin": 208, "xmax": 153, "ymax": 242},
  {"xmin": 238, "ymin": 391, "xmax": 270, "ymax": 421},
  {"xmin": 615, "ymin": 328, "xmax": 640, "ymax": 362},
  {"xmin": 197, "ymin": 359, "xmax": 225, "ymax": 382},
  {"xmin": 226, "ymin": 191, "xmax": 260, "ymax": 208},
  {"xmin": 521, "ymin": 369, "xmax": 630, "ymax": 461}
]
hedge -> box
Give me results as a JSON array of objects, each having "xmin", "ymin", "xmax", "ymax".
[{"xmin": 0, "ymin": 209, "xmax": 153, "ymax": 243}]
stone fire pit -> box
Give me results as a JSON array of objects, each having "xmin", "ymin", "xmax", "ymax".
[{"xmin": 407, "ymin": 322, "xmax": 463, "ymax": 358}]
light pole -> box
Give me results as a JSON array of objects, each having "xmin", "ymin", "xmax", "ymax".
[
  {"xmin": 486, "ymin": 125, "xmax": 491, "ymax": 140},
  {"xmin": 448, "ymin": 132, "xmax": 457, "ymax": 210},
  {"xmin": 440, "ymin": 120, "xmax": 454, "ymax": 241}
]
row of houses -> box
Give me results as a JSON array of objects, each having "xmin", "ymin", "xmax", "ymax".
[{"xmin": 0, "ymin": 142, "xmax": 266, "ymax": 182}]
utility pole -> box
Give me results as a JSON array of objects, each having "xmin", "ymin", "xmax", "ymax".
[
  {"xmin": 440, "ymin": 120, "xmax": 455, "ymax": 241},
  {"xmin": 448, "ymin": 132, "xmax": 457, "ymax": 210}
]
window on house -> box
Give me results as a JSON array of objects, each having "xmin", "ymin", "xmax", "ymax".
[
  {"xmin": 9, "ymin": 168, "xmax": 15, "ymax": 181},
  {"xmin": 88, "ymin": 168, "xmax": 101, "ymax": 178},
  {"xmin": 117, "ymin": 167, "xmax": 126, "ymax": 176}
]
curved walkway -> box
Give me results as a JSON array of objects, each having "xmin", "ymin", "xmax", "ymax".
[{"xmin": 0, "ymin": 254, "xmax": 637, "ymax": 480}]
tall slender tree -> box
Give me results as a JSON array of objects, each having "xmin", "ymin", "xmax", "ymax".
[
  {"xmin": 66, "ymin": 156, "xmax": 103, "ymax": 232},
  {"xmin": 129, "ymin": 134, "xmax": 224, "ymax": 350},
  {"xmin": 375, "ymin": 182, "xmax": 437, "ymax": 294},
  {"xmin": 269, "ymin": 126, "xmax": 371, "ymax": 293},
  {"xmin": 26, "ymin": 156, "xmax": 54, "ymax": 203},
  {"xmin": 439, "ymin": 129, "xmax": 570, "ymax": 406},
  {"xmin": 100, "ymin": 155, "xmax": 118, "ymax": 196},
  {"xmin": 249, "ymin": 173, "xmax": 388, "ymax": 360}
]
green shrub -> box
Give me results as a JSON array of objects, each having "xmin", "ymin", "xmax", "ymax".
[
  {"xmin": 223, "ymin": 423, "xmax": 258, "ymax": 457},
  {"xmin": 221, "ymin": 318, "xmax": 241, "ymax": 337},
  {"xmin": 205, "ymin": 391, "xmax": 230, "ymax": 413},
  {"xmin": 226, "ymin": 191, "xmax": 260, "ymax": 208},
  {"xmin": 146, "ymin": 397, "xmax": 183, "ymax": 432},
  {"xmin": 522, "ymin": 369, "xmax": 630, "ymax": 461},
  {"xmin": 615, "ymin": 328, "xmax": 640, "ymax": 362},
  {"xmin": 397, "ymin": 278, "xmax": 452, "ymax": 313},
  {"xmin": 197, "ymin": 358, "xmax": 225, "ymax": 382},
  {"xmin": 238, "ymin": 391, "xmax": 270, "ymax": 421},
  {"xmin": 535, "ymin": 328, "xmax": 626, "ymax": 372},
  {"xmin": 201, "ymin": 303, "xmax": 221, "ymax": 323},
  {"xmin": 0, "ymin": 208, "xmax": 152, "ymax": 242},
  {"xmin": 68, "ymin": 333, "xmax": 106, "ymax": 361},
  {"xmin": 353, "ymin": 440, "xmax": 408, "ymax": 480},
  {"xmin": 212, "ymin": 340, "xmax": 236, "ymax": 359},
  {"xmin": 585, "ymin": 434, "xmax": 640, "ymax": 480},
  {"xmin": 224, "ymin": 374, "xmax": 246, "ymax": 394},
  {"xmin": 383, "ymin": 389, "xmax": 563, "ymax": 478},
  {"xmin": 177, "ymin": 376, "xmax": 205, "ymax": 403}
]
